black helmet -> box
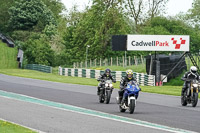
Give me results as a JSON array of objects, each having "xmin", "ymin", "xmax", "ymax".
[{"xmin": 105, "ymin": 68, "xmax": 111, "ymax": 76}]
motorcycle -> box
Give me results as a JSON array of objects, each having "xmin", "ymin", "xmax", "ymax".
[
  {"xmin": 181, "ymin": 78, "xmax": 199, "ymax": 107},
  {"xmin": 116, "ymin": 81, "xmax": 140, "ymax": 114},
  {"xmin": 99, "ymin": 79, "xmax": 114, "ymax": 104}
]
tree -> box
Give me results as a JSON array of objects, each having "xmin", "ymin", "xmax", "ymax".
[
  {"xmin": 121, "ymin": 0, "xmax": 168, "ymax": 31},
  {"xmin": 8, "ymin": 0, "xmax": 56, "ymax": 30},
  {"xmin": 60, "ymin": 0, "xmax": 134, "ymax": 66},
  {"xmin": 0, "ymin": 0, "xmax": 18, "ymax": 33},
  {"xmin": 22, "ymin": 36, "xmax": 55, "ymax": 66},
  {"xmin": 122, "ymin": 0, "xmax": 144, "ymax": 32},
  {"xmin": 63, "ymin": 0, "xmax": 132, "ymax": 63},
  {"xmin": 141, "ymin": 17, "xmax": 200, "ymax": 53},
  {"xmin": 186, "ymin": 0, "xmax": 200, "ymax": 28},
  {"xmin": 41, "ymin": 0, "xmax": 65, "ymax": 19},
  {"xmin": 148, "ymin": 0, "xmax": 168, "ymax": 20}
]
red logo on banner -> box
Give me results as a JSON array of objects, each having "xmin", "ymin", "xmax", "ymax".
[{"xmin": 171, "ymin": 38, "xmax": 186, "ymax": 49}]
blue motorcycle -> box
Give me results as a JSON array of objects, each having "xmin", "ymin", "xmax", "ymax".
[{"xmin": 117, "ymin": 81, "xmax": 141, "ymax": 114}]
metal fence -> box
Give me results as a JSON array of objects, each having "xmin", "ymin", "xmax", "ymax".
[
  {"xmin": 73, "ymin": 55, "xmax": 145, "ymax": 68},
  {"xmin": 25, "ymin": 64, "xmax": 52, "ymax": 73}
]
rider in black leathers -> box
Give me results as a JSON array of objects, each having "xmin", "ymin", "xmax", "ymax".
[
  {"xmin": 118, "ymin": 69, "xmax": 138, "ymax": 105},
  {"xmin": 97, "ymin": 69, "xmax": 116, "ymax": 95},
  {"xmin": 181, "ymin": 66, "xmax": 199, "ymax": 95}
]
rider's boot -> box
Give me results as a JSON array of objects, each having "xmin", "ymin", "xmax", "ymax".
[
  {"xmin": 118, "ymin": 96, "xmax": 122, "ymax": 104},
  {"xmin": 121, "ymin": 97, "xmax": 125, "ymax": 105},
  {"xmin": 121, "ymin": 98, "xmax": 125, "ymax": 106},
  {"xmin": 118, "ymin": 90, "xmax": 123, "ymax": 104},
  {"xmin": 97, "ymin": 87, "xmax": 100, "ymax": 95}
]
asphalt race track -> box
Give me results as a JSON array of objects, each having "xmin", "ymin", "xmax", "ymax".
[{"xmin": 0, "ymin": 74, "xmax": 199, "ymax": 133}]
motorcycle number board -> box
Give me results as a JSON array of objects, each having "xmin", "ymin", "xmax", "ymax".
[{"xmin": 127, "ymin": 35, "xmax": 190, "ymax": 51}]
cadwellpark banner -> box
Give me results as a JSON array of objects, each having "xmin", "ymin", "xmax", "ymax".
[{"xmin": 127, "ymin": 35, "xmax": 190, "ymax": 51}]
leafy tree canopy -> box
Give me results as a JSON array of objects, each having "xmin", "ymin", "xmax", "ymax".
[{"xmin": 8, "ymin": 0, "xmax": 56, "ymax": 30}]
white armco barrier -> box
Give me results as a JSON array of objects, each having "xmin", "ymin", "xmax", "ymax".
[
  {"xmin": 59, "ymin": 67, "xmax": 62, "ymax": 75},
  {"xmin": 71, "ymin": 69, "xmax": 75, "ymax": 77},
  {"xmin": 116, "ymin": 71, "xmax": 122, "ymax": 81},
  {"xmin": 78, "ymin": 69, "xmax": 82, "ymax": 77},
  {"xmin": 59, "ymin": 68, "xmax": 155, "ymax": 86},
  {"xmin": 95, "ymin": 70, "xmax": 100, "ymax": 79},
  {"xmin": 65, "ymin": 68, "xmax": 68, "ymax": 76},
  {"xmin": 86, "ymin": 69, "xmax": 90, "ymax": 78}
]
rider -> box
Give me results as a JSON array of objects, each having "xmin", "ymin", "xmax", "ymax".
[
  {"xmin": 181, "ymin": 66, "xmax": 199, "ymax": 95},
  {"xmin": 118, "ymin": 69, "xmax": 138, "ymax": 105},
  {"xmin": 97, "ymin": 68, "xmax": 116, "ymax": 95}
]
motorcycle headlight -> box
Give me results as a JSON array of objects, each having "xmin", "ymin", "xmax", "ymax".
[
  {"xmin": 105, "ymin": 83, "xmax": 108, "ymax": 87},
  {"xmin": 110, "ymin": 84, "xmax": 113, "ymax": 87},
  {"xmin": 193, "ymin": 84, "xmax": 198, "ymax": 88}
]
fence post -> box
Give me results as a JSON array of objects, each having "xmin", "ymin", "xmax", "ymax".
[
  {"xmin": 134, "ymin": 56, "xmax": 138, "ymax": 66},
  {"xmin": 111, "ymin": 57, "xmax": 112, "ymax": 66},
  {"xmin": 90, "ymin": 59, "xmax": 92, "ymax": 68},
  {"xmin": 73, "ymin": 62, "xmax": 76, "ymax": 68},
  {"xmin": 81, "ymin": 62, "xmax": 83, "ymax": 68},
  {"xmin": 117, "ymin": 57, "xmax": 118, "ymax": 66},
  {"xmin": 100, "ymin": 58, "xmax": 102, "ymax": 66},
  {"xmin": 149, "ymin": 55, "xmax": 153, "ymax": 75},
  {"xmin": 129, "ymin": 56, "xmax": 131, "ymax": 66},
  {"xmin": 141, "ymin": 55, "xmax": 144, "ymax": 64},
  {"xmin": 107, "ymin": 58, "xmax": 108, "ymax": 66},
  {"xmin": 123, "ymin": 56, "xmax": 124, "ymax": 67}
]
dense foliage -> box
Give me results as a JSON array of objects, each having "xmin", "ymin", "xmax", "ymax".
[{"xmin": 0, "ymin": 0, "xmax": 200, "ymax": 67}]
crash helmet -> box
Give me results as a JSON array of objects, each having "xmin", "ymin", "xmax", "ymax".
[
  {"xmin": 190, "ymin": 66, "xmax": 197, "ymax": 75},
  {"xmin": 105, "ymin": 68, "xmax": 111, "ymax": 77},
  {"xmin": 126, "ymin": 69, "xmax": 133, "ymax": 79}
]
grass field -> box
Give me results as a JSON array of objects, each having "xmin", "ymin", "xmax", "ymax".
[
  {"xmin": 0, "ymin": 69, "xmax": 184, "ymax": 97},
  {"xmin": 0, "ymin": 120, "xmax": 36, "ymax": 133},
  {"xmin": 0, "ymin": 41, "xmax": 18, "ymax": 69}
]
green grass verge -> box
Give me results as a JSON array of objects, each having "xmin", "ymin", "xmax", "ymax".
[
  {"xmin": 0, "ymin": 120, "xmax": 36, "ymax": 133},
  {"xmin": 0, "ymin": 41, "xmax": 18, "ymax": 69},
  {"xmin": 89, "ymin": 64, "xmax": 146, "ymax": 73},
  {"xmin": 0, "ymin": 69, "xmax": 98, "ymax": 86},
  {"xmin": 0, "ymin": 69, "xmax": 185, "ymax": 97}
]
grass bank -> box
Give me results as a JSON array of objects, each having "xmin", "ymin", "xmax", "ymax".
[
  {"xmin": 0, "ymin": 41, "xmax": 18, "ymax": 69},
  {"xmin": 0, "ymin": 69, "xmax": 184, "ymax": 97},
  {"xmin": 0, "ymin": 120, "xmax": 36, "ymax": 133}
]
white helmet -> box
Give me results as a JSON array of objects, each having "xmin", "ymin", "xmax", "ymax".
[{"xmin": 190, "ymin": 66, "xmax": 197, "ymax": 74}]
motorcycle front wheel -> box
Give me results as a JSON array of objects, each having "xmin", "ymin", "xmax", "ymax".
[
  {"xmin": 129, "ymin": 99, "xmax": 135, "ymax": 114},
  {"xmin": 192, "ymin": 92, "xmax": 198, "ymax": 107},
  {"xmin": 105, "ymin": 90, "xmax": 111, "ymax": 104}
]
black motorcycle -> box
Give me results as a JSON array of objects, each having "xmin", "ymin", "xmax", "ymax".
[
  {"xmin": 99, "ymin": 79, "xmax": 114, "ymax": 104},
  {"xmin": 181, "ymin": 78, "xmax": 199, "ymax": 107}
]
